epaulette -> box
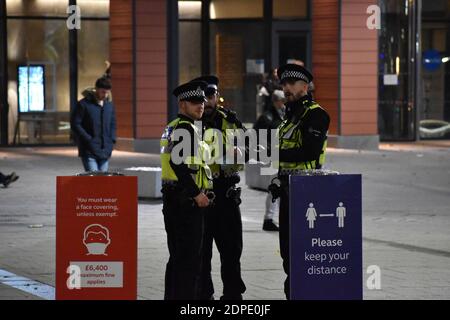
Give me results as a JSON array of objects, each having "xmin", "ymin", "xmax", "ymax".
[{"xmin": 302, "ymin": 97, "xmax": 315, "ymax": 108}]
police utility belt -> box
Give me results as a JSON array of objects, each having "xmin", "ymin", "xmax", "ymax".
[
  {"xmin": 162, "ymin": 179, "xmax": 213, "ymax": 193},
  {"xmin": 162, "ymin": 180, "xmax": 216, "ymax": 206}
]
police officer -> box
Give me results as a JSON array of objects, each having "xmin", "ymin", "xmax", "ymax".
[
  {"xmin": 275, "ymin": 64, "xmax": 330, "ymax": 299},
  {"xmin": 192, "ymin": 75, "xmax": 246, "ymax": 300},
  {"xmin": 160, "ymin": 80, "xmax": 214, "ymax": 300}
]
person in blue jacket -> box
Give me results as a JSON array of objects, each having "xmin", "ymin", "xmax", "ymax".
[{"xmin": 71, "ymin": 77, "xmax": 116, "ymax": 172}]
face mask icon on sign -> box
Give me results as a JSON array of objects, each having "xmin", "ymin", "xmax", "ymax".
[{"xmin": 83, "ymin": 224, "xmax": 111, "ymax": 255}]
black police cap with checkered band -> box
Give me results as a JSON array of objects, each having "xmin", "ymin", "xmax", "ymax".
[
  {"xmin": 277, "ymin": 64, "xmax": 313, "ymax": 84},
  {"xmin": 173, "ymin": 80, "xmax": 208, "ymax": 102},
  {"xmin": 191, "ymin": 75, "xmax": 219, "ymax": 96}
]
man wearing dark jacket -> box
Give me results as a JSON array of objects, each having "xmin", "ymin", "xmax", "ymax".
[
  {"xmin": 254, "ymin": 89, "xmax": 285, "ymax": 141},
  {"xmin": 71, "ymin": 77, "xmax": 116, "ymax": 172}
]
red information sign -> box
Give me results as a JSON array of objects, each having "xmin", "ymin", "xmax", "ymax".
[{"xmin": 55, "ymin": 176, "xmax": 137, "ymax": 300}]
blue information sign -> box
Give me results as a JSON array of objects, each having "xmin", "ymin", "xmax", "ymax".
[
  {"xmin": 423, "ymin": 49, "xmax": 441, "ymax": 72},
  {"xmin": 290, "ymin": 174, "xmax": 362, "ymax": 300}
]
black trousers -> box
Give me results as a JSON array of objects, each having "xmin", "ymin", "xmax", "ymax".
[
  {"xmin": 199, "ymin": 178, "xmax": 246, "ymax": 299},
  {"xmin": 162, "ymin": 187, "xmax": 205, "ymax": 300},
  {"xmin": 279, "ymin": 177, "xmax": 290, "ymax": 299}
]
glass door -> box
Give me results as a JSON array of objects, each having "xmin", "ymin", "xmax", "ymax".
[
  {"xmin": 378, "ymin": 0, "xmax": 419, "ymax": 141},
  {"xmin": 272, "ymin": 21, "xmax": 311, "ymax": 70},
  {"xmin": 276, "ymin": 32, "xmax": 309, "ymax": 67}
]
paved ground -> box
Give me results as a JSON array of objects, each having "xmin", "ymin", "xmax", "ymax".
[{"xmin": 0, "ymin": 142, "xmax": 449, "ymax": 300}]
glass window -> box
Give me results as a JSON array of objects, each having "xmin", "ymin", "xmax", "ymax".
[
  {"xmin": 278, "ymin": 33, "xmax": 308, "ymax": 66},
  {"xmin": 179, "ymin": 0, "xmax": 201, "ymax": 19},
  {"xmin": 17, "ymin": 65, "xmax": 46, "ymax": 113},
  {"xmin": 210, "ymin": 0, "xmax": 263, "ymax": 19},
  {"xmin": 7, "ymin": 19, "xmax": 70, "ymax": 144},
  {"xmin": 179, "ymin": 21, "xmax": 202, "ymax": 84},
  {"xmin": 273, "ymin": 0, "xmax": 308, "ymax": 19},
  {"xmin": 6, "ymin": 0, "xmax": 69, "ymax": 17},
  {"xmin": 422, "ymin": 0, "xmax": 450, "ymax": 18},
  {"xmin": 421, "ymin": 0, "xmax": 450, "ymax": 139},
  {"xmin": 78, "ymin": 20, "xmax": 110, "ymax": 100},
  {"xmin": 378, "ymin": 1, "xmax": 414, "ymax": 140},
  {"xmin": 210, "ymin": 22, "xmax": 265, "ymax": 123},
  {"xmin": 77, "ymin": 0, "xmax": 109, "ymax": 18}
]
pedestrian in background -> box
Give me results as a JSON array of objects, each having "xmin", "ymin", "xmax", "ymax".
[
  {"xmin": 71, "ymin": 76, "xmax": 116, "ymax": 172},
  {"xmin": 258, "ymin": 68, "xmax": 281, "ymax": 113},
  {"xmin": 254, "ymin": 90, "xmax": 286, "ymax": 231},
  {"xmin": 254, "ymin": 89, "xmax": 286, "ymax": 231}
]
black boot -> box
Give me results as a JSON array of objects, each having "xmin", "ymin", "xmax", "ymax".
[
  {"xmin": 3, "ymin": 172, "xmax": 19, "ymax": 188},
  {"xmin": 263, "ymin": 219, "xmax": 279, "ymax": 231}
]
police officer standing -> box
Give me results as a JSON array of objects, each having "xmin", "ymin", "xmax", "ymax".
[
  {"xmin": 192, "ymin": 75, "xmax": 247, "ymax": 300},
  {"xmin": 160, "ymin": 80, "xmax": 213, "ymax": 300},
  {"xmin": 275, "ymin": 64, "xmax": 330, "ymax": 299}
]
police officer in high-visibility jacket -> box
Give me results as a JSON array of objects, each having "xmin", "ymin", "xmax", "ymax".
[
  {"xmin": 192, "ymin": 75, "xmax": 247, "ymax": 300},
  {"xmin": 160, "ymin": 80, "xmax": 213, "ymax": 300},
  {"xmin": 275, "ymin": 64, "xmax": 330, "ymax": 299}
]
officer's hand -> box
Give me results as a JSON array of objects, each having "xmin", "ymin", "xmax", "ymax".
[{"xmin": 194, "ymin": 192, "xmax": 210, "ymax": 208}]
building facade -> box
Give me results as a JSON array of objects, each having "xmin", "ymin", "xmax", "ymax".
[{"xmin": 0, "ymin": 0, "xmax": 449, "ymax": 151}]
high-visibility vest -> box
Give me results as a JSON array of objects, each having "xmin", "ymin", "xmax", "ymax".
[
  {"xmin": 160, "ymin": 117, "xmax": 213, "ymax": 190},
  {"xmin": 278, "ymin": 103, "xmax": 327, "ymax": 171},
  {"xmin": 204, "ymin": 108, "xmax": 244, "ymax": 178}
]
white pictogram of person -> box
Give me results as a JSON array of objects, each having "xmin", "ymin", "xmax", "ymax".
[
  {"xmin": 305, "ymin": 203, "xmax": 317, "ymax": 229},
  {"xmin": 83, "ymin": 224, "xmax": 111, "ymax": 255},
  {"xmin": 336, "ymin": 202, "xmax": 346, "ymax": 228}
]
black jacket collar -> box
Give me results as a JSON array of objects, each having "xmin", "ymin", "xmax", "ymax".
[
  {"xmin": 201, "ymin": 106, "xmax": 222, "ymax": 130},
  {"xmin": 269, "ymin": 105, "xmax": 283, "ymax": 121},
  {"xmin": 286, "ymin": 95, "xmax": 312, "ymax": 119},
  {"xmin": 177, "ymin": 113, "xmax": 195, "ymax": 123}
]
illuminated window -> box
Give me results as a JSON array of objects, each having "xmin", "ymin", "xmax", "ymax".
[
  {"xmin": 209, "ymin": 0, "xmax": 263, "ymax": 19},
  {"xmin": 6, "ymin": 0, "xmax": 68, "ymax": 17},
  {"xmin": 179, "ymin": 22, "xmax": 201, "ymax": 84},
  {"xmin": 18, "ymin": 65, "xmax": 45, "ymax": 113},
  {"xmin": 77, "ymin": 0, "xmax": 109, "ymax": 18},
  {"xmin": 179, "ymin": 0, "xmax": 201, "ymax": 19},
  {"xmin": 273, "ymin": 0, "xmax": 308, "ymax": 19},
  {"xmin": 78, "ymin": 21, "xmax": 110, "ymax": 100}
]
